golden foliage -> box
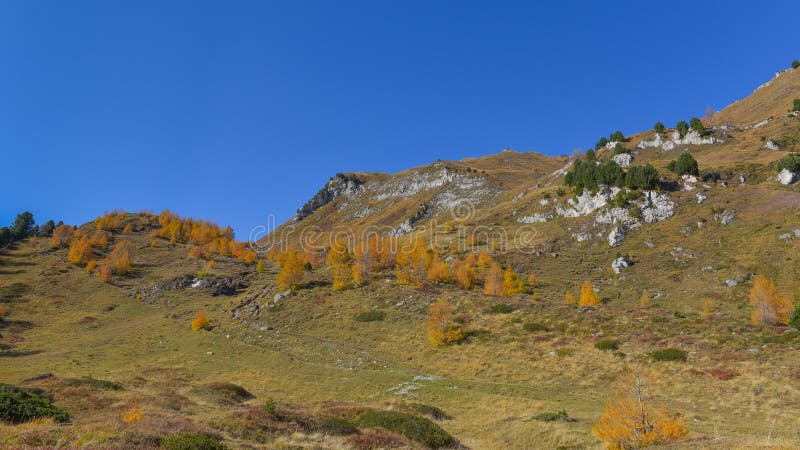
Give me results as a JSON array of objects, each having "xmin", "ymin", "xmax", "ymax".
[
  {"xmin": 701, "ymin": 298, "xmax": 716, "ymax": 319},
  {"xmin": 106, "ymin": 240, "xmax": 133, "ymax": 275},
  {"xmin": 327, "ymin": 238, "xmax": 353, "ymax": 291},
  {"xmin": 89, "ymin": 230, "xmax": 108, "ymax": 248},
  {"xmin": 150, "ymin": 240, "xmax": 158, "ymax": 248},
  {"xmin": 256, "ymin": 259, "xmax": 264, "ymax": 273},
  {"xmin": 122, "ymin": 224, "xmax": 133, "ymax": 234},
  {"xmin": 85, "ymin": 259, "xmax": 97, "ymax": 273},
  {"xmin": 593, "ymin": 368, "xmax": 689, "ymax": 449},
  {"xmin": 277, "ymin": 249, "xmax": 305, "ymax": 291},
  {"xmin": 564, "ymin": 292, "xmax": 577, "ymax": 305},
  {"xmin": 206, "ymin": 260, "xmax": 216, "ymax": 269},
  {"xmin": 426, "ymin": 296, "xmax": 464, "ymax": 346},
  {"xmin": 427, "ymin": 255, "xmax": 451, "ymax": 284},
  {"xmin": 482, "ymin": 262, "xmax": 503, "ymax": 296},
  {"xmin": 97, "ymin": 264, "xmax": 113, "ymax": 283},
  {"xmin": 154, "ymin": 210, "xmax": 254, "ymax": 263},
  {"xmin": 527, "ymin": 273, "xmax": 537, "ymax": 289},
  {"xmin": 749, "ymin": 274, "xmax": 791, "ymax": 325},
  {"xmin": 67, "ymin": 237, "xmax": 93, "ymax": 265},
  {"xmin": 0, "ymin": 305, "xmax": 7, "ymax": 317},
  {"xmin": 352, "ymin": 235, "xmax": 394, "ymax": 284},
  {"xmin": 501, "ymin": 266, "xmax": 525, "ymax": 297},
  {"xmin": 579, "ymin": 281, "xmax": 601, "ymax": 307},
  {"xmin": 395, "ymin": 236, "xmax": 431, "ymax": 286},
  {"xmin": 94, "ymin": 213, "xmax": 122, "ymax": 231},
  {"xmin": 50, "ymin": 224, "xmax": 75, "ymax": 248},
  {"xmin": 191, "ymin": 310, "xmax": 211, "ymax": 331},
  {"xmin": 453, "ymin": 254, "xmax": 477, "ymax": 290},
  {"xmin": 121, "ymin": 407, "xmax": 142, "ymax": 423}
]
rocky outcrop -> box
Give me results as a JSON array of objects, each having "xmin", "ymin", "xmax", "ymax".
[
  {"xmin": 557, "ymin": 186, "xmax": 620, "ymax": 217},
  {"xmin": 637, "ymin": 133, "xmax": 664, "ymax": 149},
  {"xmin": 611, "ymin": 256, "xmax": 631, "ymax": 274},
  {"xmin": 762, "ymin": 140, "xmax": 780, "ymax": 150},
  {"xmin": 640, "ymin": 130, "xmax": 720, "ymax": 151},
  {"xmin": 517, "ymin": 213, "xmax": 552, "ymax": 223},
  {"xmin": 608, "ymin": 226, "xmax": 625, "ymax": 247},
  {"xmin": 714, "ymin": 209, "xmax": 736, "ymax": 225},
  {"xmin": 612, "ymin": 153, "xmax": 633, "ymax": 168},
  {"xmin": 696, "ymin": 192, "xmax": 707, "ymax": 204},
  {"xmin": 778, "ymin": 168, "xmax": 797, "ymax": 185},
  {"xmin": 638, "ymin": 191, "xmax": 675, "ymax": 223},
  {"xmin": 294, "ymin": 174, "xmax": 363, "ymax": 221}
]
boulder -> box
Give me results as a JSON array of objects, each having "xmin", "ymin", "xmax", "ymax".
[
  {"xmin": 762, "ymin": 140, "xmax": 780, "ymax": 150},
  {"xmin": 608, "ymin": 226, "xmax": 626, "ymax": 248},
  {"xmin": 778, "ymin": 168, "xmax": 797, "ymax": 185},
  {"xmin": 696, "ymin": 192, "xmax": 707, "ymax": 204},
  {"xmin": 611, "ymin": 256, "xmax": 631, "ymax": 274},
  {"xmin": 273, "ymin": 289, "xmax": 292, "ymax": 303},
  {"xmin": 612, "ymin": 153, "xmax": 633, "ymax": 168}
]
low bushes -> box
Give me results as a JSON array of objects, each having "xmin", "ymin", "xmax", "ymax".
[
  {"xmin": 523, "ymin": 322, "xmax": 548, "ymax": 332},
  {"xmin": 356, "ymin": 410, "xmax": 457, "ymax": 449},
  {"xmin": 489, "ymin": 303, "xmax": 515, "ymax": 314},
  {"xmin": 650, "ymin": 348, "xmax": 687, "ymax": 362},
  {"xmin": 354, "ymin": 310, "xmax": 385, "ymax": 322},
  {"xmin": 533, "ymin": 409, "xmax": 570, "ymax": 422},
  {"xmin": 160, "ymin": 433, "xmax": 228, "ymax": 450},
  {"xmin": 0, "ymin": 384, "xmax": 69, "ymax": 424},
  {"xmin": 594, "ymin": 339, "xmax": 619, "ymax": 351}
]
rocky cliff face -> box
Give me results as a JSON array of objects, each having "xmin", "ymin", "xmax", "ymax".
[{"xmin": 293, "ymin": 174, "xmax": 363, "ymax": 221}]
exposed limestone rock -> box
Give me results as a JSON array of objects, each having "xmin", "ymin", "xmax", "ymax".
[
  {"xmin": 608, "ymin": 226, "xmax": 625, "ymax": 247},
  {"xmin": 637, "ymin": 191, "xmax": 675, "ymax": 223},
  {"xmin": 273, "ymin": 289, "xmax": 292, "ymax": 303},
  {"xmin": 611, "ymin": 256, "xmax": 631, "ymax": 274},
  {"xmin": 714, "ymin": 209, "xmax": 736, "ymax": 225},
  {"xmin": 762, "ymin": 140, "xmax": 780, "ymax": 150},
  {"xmin": 671, "ymin": 129, "xmax": 721, "ymax": 146},
  {"xmin": 517, "ymin": 213, "xmax": 552, "ymax": 223},
  {"xmin": 558, "ymin": 186, "xmax": 620, "ymax": 217},
  {"xmin": 637, "ymin": 133, "xmax": 664, "ymax": 149},
  {"xmin": 662, "ymin": 140, "xmax": 675, "ymax": 151},
  {"xmin": 696, "ymin": 192, "xmax": 707, "ymax": 204},
  {"xmin": 682, "ymin": 174, "xmax": 697, "ymax": 191},
  {"xmin": 295, "ymin": 174, "xmax": 363, "ymax": 221},
  {"xmin": 612, "ymin": 153, "xmax": 633, "ymax": 168},
  {"xmin": 778, "ymin": 168, "xmax": 797, "ymax": 185}
]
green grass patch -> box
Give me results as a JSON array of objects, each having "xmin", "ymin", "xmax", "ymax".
[
  {"xmin": 0, "ymin": 283, "xmax": 28, "ymax": 303},
  {"xmin": 532, "ymin": 409, "xmax": 571, "ymax": 422},
  {"xmin": 356, "ymin": 410, "xmax": 457, "ymax": 449},
  {"xmin": 522, "ymin": 322, "xmax": 548, "ymax": 332},
  {"xmin": 192, "ymin": 382, "xmax": 254, "ymax": 405},
  {"xmin": 0, "ymin": 384, "xmax": 70, "ymax": 424},
  {"xmin": 160, "ymin": 433, "xmax": 228, "ymax": 450},
  {"xmin": 406, "ymin": 402, "xmax": 451, "ymax": 420},
  {"xmin": 489, "ymin": 303, "xmax": 515, "ymax": 314},
  {"xmin": 650, "ymin": 348, "xmax": 687, "ymax": 362},
  {"xmin": 354, "ymin": 310, "xmax": 386, "ymax": 322},
  {"xmin": 594, "ymin": 339, "xmax": 619, "ymax": 351},
  {"xmin": 315, "ymin": 414, "xmax": 359, "ymax": 435},
  {"xmin": 64, "ymin": 376, "xmax": 123, "ymax": 391}
]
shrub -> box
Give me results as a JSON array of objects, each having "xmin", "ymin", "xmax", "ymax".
[
  {"xmin": 794, "ymin": 59, "xmax": 800, "ymax": 69},
  {"xmin": 613, "ymin": 143, "xmax": 630, "ymax": 155},
  {"xmin": 667, "ymin": 152, "xmax": 699, "ymax": 176},
  {"xmin": 653, "ymin": 122, "xmax": 665, "ymax": 134},
  {"xmin": 690, "ymin": 117, "xmax": 705, "ymax": 134},
  {"xmin": 197, "ymin": 382, "xmax": 253, "ymax": 404},
  {"xmin": 676, "ymin": 120, "xmax": 689, "ymax": 137},
  {"xmin": 160, "ymin": 433, "xmax": 227, "ymax": 450},
  {"xmin": 489, "ymin": 303, "xmax": 515, "ymax": 314},
  {"xmin": 315, "ymin": 414, "xmax": 359, "ymax": 435},
  {"xmin": 64, "ymin": 376, "xmax": 122, "ymax": 391},
  {"xmin": 191, "ymin": 310, "xmax": 211, "ymax": 331},
  {"xmin": 789, "ymin": 308, "xmax": 800, "ymax": 329},
  {"xmin": 0, "ymin": 384, "xmax": 70, "ymax": 424},
  {"xmin": 609, "ymin": 130, "xmax": 625, "ymax": 142},
  {"xmin": 407, "ymin": 403, "xmax": 451, "ymax": 420},
  {"xmin": 650, "ymin": 348, "xmax": 687, "ymax": 362},
  {"xmin": 625, "ymin": 164, "xmax": 660, "ymax": 190},
  {"xmin": 356, "ymin": 410, "xmax": 457, "ymax": 449},
  {"xmin": 794, "ymin": 99, "xmax": 800, "ymax": 112},
  {"xmin": 523, "ymin": 322, "xmax": 548, "ymax": 332},
  {"xmin": 595, "ymin": 338, "xmax": 619, "ymax": 351},
  {"xmin": 354, "ymin": 310, "xmax": 385, "ymax": 322},
  {"xmin": 595, "ymin": 137, "xmax": 609, "ymax": 150},
  {"xmin": 533, "ymin": 409, "xmax": 570, "ymax": 422},
  {"xmin": 264, "ymin": 398, "xmax": 276, "ymax": 415},
  {"xmin": 777, "ymin": 153, "xmax": 800, "ymax": 172}
]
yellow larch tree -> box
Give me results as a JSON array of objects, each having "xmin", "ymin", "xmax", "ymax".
[
  {"xmin": 749, "ymin": 274, "xmax": 792, "ymax": 325},
  {"xmin": 501, "ymin": 266, "xmax": 525, "ymax": 297},
  {"xmin": 277, "ymin": 249, "xmax": 305, "ymax": 291},
  {"xmin": 191, "ymin": 309, "xmax": 211, "ymax": 331},
  {"xmin": 327, "ymin": 237, "xmax": 353, "ymax": 291},
  {"xmin": 564, "ymin": 291, "xmax": 577, "ymax": 305},
  {"xmin": 395, "ymin": 235, "xmax": 431, "ymax": 286},
  {"xmin": 453, "ymin": 255, "xmax": 477, "ymax": 290},
  {"xmin": 67, "ymin": 236, "xmax": 93, "ymax": 265},
  {"xmin": 483, "ymin": 262, "xmax": 503, "ymax": 296},
  {"xmin": 426, "ymin": 255, "xmax": 452, "ymax": 284},
  {"xmin": 579, "ymin": 281, "xmax": 601, "ymax": 307},
  {"xmin": 426, "ymin": 296, "xmax": 464, "ymax": 346},
  {"xmin": 593, "ymin": 367, "xmax": 689, "ymax": 448}
]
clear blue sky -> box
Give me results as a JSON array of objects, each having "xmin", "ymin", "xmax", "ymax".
[{"xmin": 2, "ymin": 1, "xmax": 799, "ymax": 238}]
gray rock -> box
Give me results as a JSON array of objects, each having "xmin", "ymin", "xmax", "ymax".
[
  {"xmin": 273, "ymin": 289, "xmax": 292, "ymax": 303},
  {"xmin": 714, "ymin": 210, "xmax": 736, "ymax": 225},
  {"xmin": 725, "ymin": 279, "xmax": 739, "ymax": 287},
  {"xmin": 611, "ymin": 256, "xmax": 631, "ymax": 274},
  {"xmin": 696, "ymin": 192, "xmax": 707, "ymax": 204},
  {"xmin": 763, "ymin": 140, "xmax": 780, "ymax": 150},
  {"xmin": 778, "ymin": 168, "xmax": 797, "ymax": 185},
  {"xmin": 608, "ymin": 226, "xmax": 626, "ymax": 248},
  {"xmin": 612, "ymin": 153, "xmax": 633, "ymax": 168},
  {"xmin": 294, "ymin": 174, "xmax": 362, "ymax": 221}
]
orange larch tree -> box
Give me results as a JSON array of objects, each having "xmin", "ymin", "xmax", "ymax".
[
  {"xmin": 483, "ymin": 262, "xmax": 503, "ymax": 296},
  {"xmin": 327, "ymin": 237, "xmax": 353, "ymax": 291},
  {"xmin": 749, "ymin": 274, "xmax": 792, "ymax": 325},
  {"xmin": 277, "ymin": 249, "xmax": 305, "ymax": 291},
  {"xmin": 67, "ymin": 236, "xmax": 93, "ymax": 265},
  {"xmin": 501, "ymin": 266, "xmax": 525, "ymax": 297},
  {"xmin": 426, "ymin": 296, "xmax": 464, "ymax": 346},
  {"xmin": 593, "ymin": 367, "xmax": 689, "ymax": 448},
  {"xmin": 579, "ymin": 281, "xmax": 601, "ymax": 307}
]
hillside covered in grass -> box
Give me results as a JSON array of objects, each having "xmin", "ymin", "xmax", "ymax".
[{"xmin": 2, "ymin": 63, "xmax": 800, "ymax": 449}]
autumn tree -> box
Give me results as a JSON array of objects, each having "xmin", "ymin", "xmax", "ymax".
[
  {"xmin": 453, "ymin": 254, "xmax": 477, "ymax": 290},
  {"xmin": 106, "ymin": 240, "xmax": 133, "ymax": 275},
  {"xmin": 50, "ymin": 224, "xmax": 75, "ymax": 248},
  {"xmin": 395, "ymin": 235, "xmax": 431, "ymax": 286},
  {"xmin": 749, "ymin": 274, "xmax": 791, "ymax": 325},
  {"xmin": 579, "ymin": 281, "xmax": 601, "ymax": 307},
  {"xmin": 483, "ymin": 262, "xmax": 503, "ymax": 296},
  {"xmin": 327, "ymin": 237, "xmax": 353, "ymax": 290},
  {"xmin": 122, "ymin": 224, "xmax": 133, "ymax": 234},
  {"xmin": 255, "ymin": 259, "xmax": 264, "ymax": 273},
  {"xmin": 426, "ymin": 296, "xmax": 464, "ymax": 346},
  {"xmin": 277, "ymin": 249, "xmax": 305, "ymax": 291},
  {"xmin": 564, "ymin": 292, "xmax": 577, "ymax": 305},
  {"xmin": 426, "ymin": 255, "xmax": 452, "ymax": 284},
  {"xmin": 501, "ymin": 266, "xmax": 525, "ymax": 297},
  {"xmin": 593, "ymin": 367, "xmax": 689, "ymax": 448},
  {"xmin": 67, "ymin": 236, "xmax": 93, "ymax": 265},
  {"xmin": 191, "ymin": 310, "xmax": 211, "ymax": 331},
  {"xmin": 89, "ymin": 230, "xmax": 108, "ymax": 248}
]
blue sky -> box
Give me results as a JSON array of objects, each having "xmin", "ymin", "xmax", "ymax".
[{"xmin": 2, "ymin": 1, "xmax": 799, "ymax": 238}]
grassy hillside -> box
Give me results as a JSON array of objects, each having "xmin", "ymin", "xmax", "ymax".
[{"xmin": 2, "ymin": 66, "xmax": 800, "ymax": 449}]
